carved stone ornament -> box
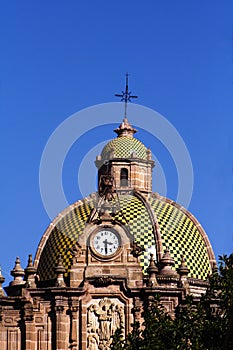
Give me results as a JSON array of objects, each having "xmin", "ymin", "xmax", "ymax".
[
  {"xmin": 91, "ymin": 275, "xmax": 114, "ymax": 286},
  {"xmin": 132, "ymin": 297, "xmax": 142, "ymax": 321},
  {"xmin": 70, "ymin": 243, "xmax": 83, "ymax": 262},
  {"xmin": 130, "ymin": 241, "xmax": 145, "ymax": 257},
  {"xmin": 87, "ymin": 297, "xmax": 124, "ymax": 350},
  {"xmin": 54, "ymin": 305, "xmax": 64, "ymax": 314}
]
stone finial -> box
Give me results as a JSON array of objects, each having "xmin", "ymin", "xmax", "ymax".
[
  {"xmin": 0, "ymin": 265, "xmax": 5, "ymax": 296},
  {"xmin": 146, "ymin": 148, "xmax": 152, "ymax": 160},
  {"xmin": 159, "ymin": 247, "xmax": 178, "ymax": 277},
  {"xmin": 54, "ymin": 255, "xmax": 66, "ymax": 288},
  {"xmin": 177, "ymin": 255, "xmax": 189, "ymax": 277},
  {"xmin": 10, "ymin": 257, "xmax": 25, "ymax": 286},
  {"xmin": 25, "ymin": 254, "xmax": 37, "ymax": 288},
  {"xmin": 114, "ymin": 117, "xmax": 137, "ymax": 138},
  {"xmin": 147, "ymin": 253, "xmax": 158, "ymax": 286},
  {"xmin": 177, "ymin": 255, "xmax": 190, "ymax": 291}
]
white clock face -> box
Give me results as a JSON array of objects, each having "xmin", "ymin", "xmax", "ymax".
[{"xmin": 92, "ymin": 230, "xmax": 120, "ymax": 256}]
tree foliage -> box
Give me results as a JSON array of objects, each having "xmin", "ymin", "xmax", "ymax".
[{"xmin": 111, "ymin": 254, "xmax": 233, "ymax": 350}]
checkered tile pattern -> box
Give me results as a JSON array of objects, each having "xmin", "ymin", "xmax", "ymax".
[
  {"xmin": 37, "ymin": 199, "xmax": 94, "ymax": 280},
  {"xmin": 149, "ymin": 195, "xmax": 210, "ymax": 280},
  {"xmin": 37, "ymin": 194, "xmax": 211, "ymax": 281},
  {"xmin": 114, "ymin": 195, "xmax": 155, "ymax": 272},
  {"xmin": 101, "ymin": 137, "xmax": 147, "ymax": 159}
]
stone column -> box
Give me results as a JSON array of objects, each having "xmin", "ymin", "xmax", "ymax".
[
  {"xmin": 54, "ymin": 298, "xmax": 67, "ymax": 350},
  {"xmin": 24, "ymin": 303, "xmax": 36, "ymax": 350},
  {"xmin": 69, "ymin": 304, "xmax": 79, "ymax": 350}
]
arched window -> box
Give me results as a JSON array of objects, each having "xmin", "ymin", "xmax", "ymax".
[{"xmin": 120, "ymin": 168, "xmax": 128, "ymax": 187}]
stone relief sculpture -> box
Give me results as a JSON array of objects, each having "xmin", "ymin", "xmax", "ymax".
[{"xmin": 87, "ymin": 297, "xmax": 124, "ymax": 350}]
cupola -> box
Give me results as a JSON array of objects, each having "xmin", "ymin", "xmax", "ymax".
[{"xmin": 95, "ymin": 117, "xmax": 154, "ymax": 195}]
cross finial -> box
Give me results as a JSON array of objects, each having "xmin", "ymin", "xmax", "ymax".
[{"xmin": 115, "ymin": 73, "xmax": 138, "ymax": 118}]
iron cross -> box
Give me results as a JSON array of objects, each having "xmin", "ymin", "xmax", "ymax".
[{"xmin": 115, "ymin": 73, "xmax": 138, "ymax": 118}]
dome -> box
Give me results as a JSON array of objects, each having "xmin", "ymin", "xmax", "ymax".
[
  {"xmin": 34, "ymin": 192, "xmax": 215, "ymax": 282},
  {"xmin": 34, "ymin": 116, "xmax": 215, "ymax": 285},
  {"xmin": 101, "ymin": 136, "xmax": 148, "ymax": 160},
  {"xmin": 100, "ymin": 117, "xmax": 148, "ymax": 161}
]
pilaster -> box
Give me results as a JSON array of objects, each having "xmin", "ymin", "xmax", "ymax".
[
  {"xmin": 54, "ymin": 297, "xmax": 68, "ymax": 350},
  {"xmin": 23, "ymin": 303, "xmax": 36, "ymax": 350},
  {"xmin": 69, "ymin": 299, "xmax": 80, "ymax": 350}
]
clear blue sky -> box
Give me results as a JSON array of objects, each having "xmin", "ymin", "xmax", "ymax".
[{"xmin": 0, "ymin": 1, "xmax": 232, "ymax": 284}]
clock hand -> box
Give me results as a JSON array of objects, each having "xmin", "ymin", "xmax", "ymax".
[{"xmin": 103, "ymin": 239, "xmax": 113, "ymax": 254}]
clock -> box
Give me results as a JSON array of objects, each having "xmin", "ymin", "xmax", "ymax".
[{"xmin": 91, "ymin": 229, "xmax": 120, "ymax": 257}]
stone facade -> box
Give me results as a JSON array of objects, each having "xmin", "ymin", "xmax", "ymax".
[{"xmin": 0, "ymin": 237, "xmax": 210, "ymax": 350}]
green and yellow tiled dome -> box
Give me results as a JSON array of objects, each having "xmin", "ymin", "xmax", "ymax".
[
  {"xmin": 101, "ymin": 136, "xmax": 148, "ymax": 160},
  {"xmin": 35, "ymin": 192, "xmax": 214, "ymax": 282},
  {"xmin": 35, "ymin": 118, "xmax": 215, "ymax": 283}
]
